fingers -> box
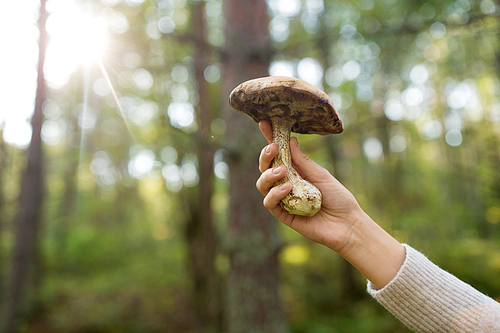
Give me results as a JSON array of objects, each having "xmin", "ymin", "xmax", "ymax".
[
  {"xmin": 257, "ymin": 135, "xmax": 291, "ymax": 216},
  {"xmin": 259, "ymin": 142, "xmax": 278, "ymax": 173},
  {"xmin": 256, "ymin": 165, "xmax": 286, "ymax": 195},
  {"xmin": 256, "ymin": 160, "xmax": 291, "ymax": 217},
  {"xmin": 263, "ymin": 182, "xmax": 291, "ymax": 213},
  {"xmin": 259, "ymin": 120, "xmax": 273, "ymax": 144}
]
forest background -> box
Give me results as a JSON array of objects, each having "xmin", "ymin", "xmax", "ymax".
[{"xmin": 1, "ymin": 0, "xmax": 500, "ymax": 332}]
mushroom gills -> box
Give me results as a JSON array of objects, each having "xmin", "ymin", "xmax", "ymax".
[{"xmin": 270, "ymin": 117, "xmax": 322, "ymax": 217}]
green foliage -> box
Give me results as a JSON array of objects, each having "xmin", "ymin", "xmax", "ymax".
[{"xmin": 1, "ymin": 0, "xmax": 500, "ymax": 331}]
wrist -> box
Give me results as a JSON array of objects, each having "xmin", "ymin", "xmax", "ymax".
[{"xmin": 335, "ymin": 211, "xmax": 406, "ymax": 290}]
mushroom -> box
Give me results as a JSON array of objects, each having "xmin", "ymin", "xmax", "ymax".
[{"xmin": 229, "ymin": 76, "xmax": 343, "ymax": 217}]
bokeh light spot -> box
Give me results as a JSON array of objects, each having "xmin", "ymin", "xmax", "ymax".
[
  {"xmin": 342, "ymin": 61, "xmax": 361, "ymax": 80},
  {"xmin": 363, "ymin": 137, "xmax": 383, "ymax": 161},
  {"xmin": 445, "ymin": 129, "xmax": 463, "ymax": 146}
]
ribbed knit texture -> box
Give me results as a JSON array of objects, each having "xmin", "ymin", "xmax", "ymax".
[{"xmin": 367, "ymin": 244, "xmax": 500, "ymax": 333}]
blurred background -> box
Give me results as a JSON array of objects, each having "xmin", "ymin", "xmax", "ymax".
[{"xmin": 1, "ymin": 0, "xmax": 500, "ymax": 331}]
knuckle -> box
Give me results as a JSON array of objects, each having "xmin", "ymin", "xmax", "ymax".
[
  {"xmin": 262, "ymin": 196, "xmax": 273, "ymax": 209},
  {"xmin": 256, "ymin": 174, "xmax": 270, "ymax": 195},
  {"xmin": 255, "ymin": 177, "xmax": 262, "ymax": 191}
]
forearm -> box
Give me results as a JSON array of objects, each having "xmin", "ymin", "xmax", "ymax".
[
  {"xmin": 328, "ymin": 213, "xmax": 500, "ymax": 332},
  {"xmin": 368, "ymin": 245, "xmax": 500, "ymax": 332},
  {"xmin": 333, "ymin": 211, "xmax": 406, "ymax": 290}
]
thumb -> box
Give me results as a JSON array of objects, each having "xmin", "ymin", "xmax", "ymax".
[{"xmin": 290, "ymin": 137, "xmax": 326, "ymax": 180}]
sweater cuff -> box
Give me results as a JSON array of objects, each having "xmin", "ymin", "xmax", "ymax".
[{"xmin": 367, "ymin": 244, "xmax": 497, "ymax": 333}]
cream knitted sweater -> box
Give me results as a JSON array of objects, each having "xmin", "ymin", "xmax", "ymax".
[{"xmin": 367, "ymin": 244, "xmax": 500, "ymax": 332}]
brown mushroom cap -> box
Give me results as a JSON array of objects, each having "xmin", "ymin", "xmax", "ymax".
[{"xmin": 229, "ymin": 76, "xmax": 343, "ymax": 135}]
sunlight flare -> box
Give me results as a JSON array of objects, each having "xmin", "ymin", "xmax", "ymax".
[
  {"xmin": 45, "ymin": 1, "xmax": 109, "ymax": 87},
  {"xmin": 98, "ymin": 61, "xmax": 137, "ymax": 143}
]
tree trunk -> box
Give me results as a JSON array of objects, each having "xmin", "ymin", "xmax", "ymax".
[
  {"xmin": 221, "ymin": 1, "xmax": 289, "ymax": 332},
  {"xmin": 2, "ymin": 1, "xmax": 47, "ymax": 331},
  {"xmin": 0, "ymin": 135, "xmax": 5, "ymax": 299},
  {"xmin": 183, "ymin": 1, "xmax": 221, "ymax": 331}
]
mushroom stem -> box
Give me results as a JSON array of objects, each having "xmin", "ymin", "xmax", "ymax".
[{"xmin": 270, "ymin": 117, "xmax": 322, "ymax": 216}]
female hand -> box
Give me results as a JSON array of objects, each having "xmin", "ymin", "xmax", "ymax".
[
  {"xmin": 257, "ymin": 120, "xmax": 406, "ymax": 289},
  {"xmin": 256, "ymin": 120, "xmax": 363, "ymax": 255}
]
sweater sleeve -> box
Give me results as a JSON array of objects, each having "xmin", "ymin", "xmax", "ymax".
[{"xmin": 367, "ymin": 244, "xmax": 500, "ymax": 333}]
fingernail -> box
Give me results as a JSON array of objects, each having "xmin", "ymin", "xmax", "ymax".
[
  {"xmin": 265, "ymin": 145, "xmax": 271, "ymax": 153},
  {"xmin": 279, "ymin": 184, "xmax": 288, "ymax": 190},
  {"xmin": 292, "ymin": 137, "xmax": 300, "ymax": 149},
  {"xmin": 272, "ymin": 166, "xmax": 282, "ymax": 174}
]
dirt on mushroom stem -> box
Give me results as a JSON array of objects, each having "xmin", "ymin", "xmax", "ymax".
[{"xmin": 270, "ymin": 117, "xmax": 322, "ymax": 216}]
